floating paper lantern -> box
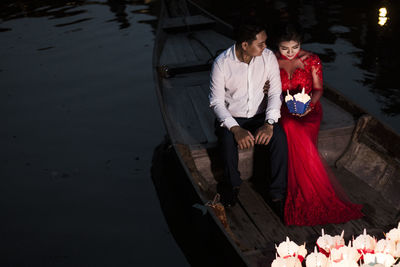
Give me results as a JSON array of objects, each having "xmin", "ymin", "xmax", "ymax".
[
  {"xmin": 271, "ymin": 256, "xmax": 302, "ymax": 267},
  {"xmin": 375, "ymin": 239, "xmax": 396, "ymax": 256},
  {"xmin": 363, "ymin": 252, "xmax": 396, "ymax": 267},
  {"xmin": 394, "ymin": 242, "xmax": 400, "ymax": 257},
  {"xmin": 328, "ymin": 258, "xmax": 359, "ymax": 267},
  {"xmin": 317, "ymin": 229, "xmax": 335, "ymax": 256},
  {"xmin": 306, "ymin": 247, "xmax": 328, "ymax": 267},
  {"xmin": 276, "ymin": 237, "xmax": 307, "ymax": 262},
  {"xmin": 331, "ymin": 242, "xmax": 361, "ymax": 262},
  {"xmin": 386, "ymin": 222, "xmax": 400, "ymax": 243},
  {"xmin": 332, "ymin": 231, "xmax": 345, "ymax": 249},
  {"xmin": 353, "ymin": 229, "xmax": 377, "ymax": 255}
]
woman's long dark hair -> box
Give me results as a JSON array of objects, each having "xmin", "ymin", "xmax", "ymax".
[{"xmin": 275, "ymin": 23, "xmax": 304, "ymax": 45}]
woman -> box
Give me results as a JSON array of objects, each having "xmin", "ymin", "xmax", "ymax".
[{"xmin": 275, "ymin": 25, "xmax": 363, "ymax": 225}]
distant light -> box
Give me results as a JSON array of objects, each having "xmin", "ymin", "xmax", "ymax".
[
  {"xmin": 379, "ymin": 17, "xmax": 388, "ymax": 26},
  {"xmin": 378, "ymin": 7, "xmax": 388, "ymax": 26},
  {"xmin": 379, "ymin": 7, "xmax": 387, "ymax": 17}
]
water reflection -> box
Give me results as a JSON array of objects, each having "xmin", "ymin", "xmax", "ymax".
[
  {"xmin": 0, "ymin": 0, "xmax": 159, "ymax": 30},
  {"xmin": 151, "ymin": 139, "xmax": 248, "ymax": 267},
  {"xmin": 106, "ymin": 0, "xmax": 130, "ymax": 29},
  {"xmin": 0, "ymin": 1, "xmax": 88, "ymax": 21},
  {"xmin": 0, "ymin": 0, "xmax": 189, "ymax": 265}
]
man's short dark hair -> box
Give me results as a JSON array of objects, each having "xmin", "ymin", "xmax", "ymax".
[{"xmin": 234, "ymin": 20, "xmax": 265, "ymax": 46}]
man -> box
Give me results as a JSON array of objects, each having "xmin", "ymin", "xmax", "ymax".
[{"xmin": 209, "ymin": 22, "xmax": 288, "ymax": 217}]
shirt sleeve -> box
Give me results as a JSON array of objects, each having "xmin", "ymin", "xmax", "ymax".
[
  {"xmin": 209, "ymin": 60, "xmax": 239, "ymax": 130},
  {"xmin": 265, "ymin": 53, "xmax": 282, "ymax": 123}
]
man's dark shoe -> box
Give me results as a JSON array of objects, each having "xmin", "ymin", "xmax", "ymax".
[
  {"xmin": 217, "ymin": 183, "xmax": 240, "ymax": 207},
  {"xmin": 270, "ymin": 199, "xmax": 285, "ymax": 222}
]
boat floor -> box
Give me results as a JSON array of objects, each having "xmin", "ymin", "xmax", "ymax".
[{"xmin": 227, "ymin": 167, "xmax": 398, "ymax": 266}]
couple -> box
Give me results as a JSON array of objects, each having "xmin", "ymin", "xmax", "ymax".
[{"xmin": 209, "ymin": 22, "xmax": 364, "ymax": 226}]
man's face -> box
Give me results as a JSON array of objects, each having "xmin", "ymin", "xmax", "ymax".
[{"xmin": 243, "ymin": 30, "xmax": 267, "ymax": 57}]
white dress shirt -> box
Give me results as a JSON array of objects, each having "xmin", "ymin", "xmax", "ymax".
[{"xmin": 209, "ymin": 45, "xmax": 282, "ymax": 130}]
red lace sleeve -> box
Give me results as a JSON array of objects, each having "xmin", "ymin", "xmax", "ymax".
[{"xmin": 309, "ymin": 54, "xmax": 323, "ymax": 91}]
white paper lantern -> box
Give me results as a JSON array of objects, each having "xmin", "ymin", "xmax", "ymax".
[
  {"xmin": 332, "ymin": 231, "xmax": 345, "ymax": 249},
  {"xmin": 394, "ymin": 241, "xmax": 400, "ymax": 257},
  {"xmin": 271, "ymin": 256, "xmax": 302, "ymax": 267},
  {"xmin": 328, "ymin": 258, "xmax": 359, "ymax": 267},
  {"xmin": 363, "ymin": 252, "xmax": 396, "ymax": 267},
  {"xmin": 375, "ymin": 239, "xmax": 396, "ymax": 256},
  {"xmin": 317, "ymin": 229, "xmax": 334, "ymax": 256},
  {"xmin": 276, "ymin": 237, "xmax": 307, "ymax": 262},
  {"xmin": 353, "ymin": 229, "xmax": 377, "ymax": 254},
  {"xmin": 386, "ymin": 223, "xmax": 400, "ymax": 243},
  {"xmin": 335, "ymin": 243, "xmax": 361, "ymax": 262},
  {"xmin": 306, "ymin": 247, "xmax": 328, "ymax": 267}
]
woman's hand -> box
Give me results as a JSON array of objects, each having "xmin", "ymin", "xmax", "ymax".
[
  {"xmin": 297, "ymin": 106, "xmax": 313, "ymax": 117},
  {"xmin": 291, "ymin": 106, "xmax": 313, "ymax": 117}
]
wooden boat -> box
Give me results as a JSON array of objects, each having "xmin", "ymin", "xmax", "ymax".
[{"xmin": 152, "ymin": 0, "xmax": 400, "ymax": 265}]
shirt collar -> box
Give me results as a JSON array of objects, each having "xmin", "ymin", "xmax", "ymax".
[
  {"xmin": 231, "ymin": 44, "xmax": 257, "ymax": 64},
  {"xmin": 230, "ymin": 44, "xmax": 240, "ymax": 62}
]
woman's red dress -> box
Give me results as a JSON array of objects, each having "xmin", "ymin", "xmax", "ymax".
[{"xmin": 278, "ymin": 52, "xmax": 363, "ymax": 226}]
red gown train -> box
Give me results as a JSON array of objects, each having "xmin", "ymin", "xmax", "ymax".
[{"xmin": 278, "ymin": 52, "xmax": 363, "ymax": 226}]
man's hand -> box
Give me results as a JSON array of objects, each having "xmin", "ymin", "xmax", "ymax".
[
  {"xmin": 254, "ymin": 124, "xmax": 274, "ymax": 145},
  {"xmin": 230, "ymin": 126, "xmax": 254, "ymax": 149}
]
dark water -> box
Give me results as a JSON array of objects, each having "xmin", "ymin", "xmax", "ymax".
[
  {"xmin": 0, "ymin": 1, "xmax": 190, "ymax": 266},
  {"xmin": 196, "ymin": 0, "xmax": 400, "ymax": 133}
]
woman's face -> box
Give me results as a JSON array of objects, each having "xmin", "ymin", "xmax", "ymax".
[{"xmin": 279, "ymin": 40, "xmax": 301, "ymax": 60}]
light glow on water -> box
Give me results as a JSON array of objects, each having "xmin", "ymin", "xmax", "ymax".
[
  {"xmin": 379, "ymin": 7, "xmax": 387, "ymax": 17},
  {"xmin": 378, "ymin": 7, "xmax": 388, "ymax": 26}
]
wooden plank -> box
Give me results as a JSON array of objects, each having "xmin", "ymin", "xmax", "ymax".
[
  {"xmin": 187, "ymin": 85, "xmax": 217, "ymax": 144},
  {"xmin": 225, "ymin": 202, "xmax": 268, "ymax": 252},
  {"xmin": 159, "ymin": 37, "xmax": 181, "ymax": 66},
  {"xmin": 333, "ymin": 167, "xmax": 397, "ymax": 230},
  {"xmin": 238, "ymin": 182, "xmax": 320, "ymax": 245},
  {"xmin": 320, "ymin": 97, "xmax": 355, "ymax": 131},
  {"xmin": 192, "ymin": 30, "xmax": 232, "ymax": 56},
  {"xmin": 318, "ymin": 126, "xmax": 354, "ymax": 166},
  {"xmin": 200, "ymin": 83, "xmax": 211, "ymax": 100},
  {"xmin": 178, "ymin": 34, "xmax": 200, "ymax": 63},
  {"xmin": 169, "ymin": 34, "xmax": 198, "ymax": 64},
  {"xmin": 243, "ymin": 249, "xmax": 275, "ymax": 267},
  {"xmin": 159, "ymin": 60, "xmax": 211, "ymax": 77},
  {"xmin": 189, "ymin": 37, "xmax": 215, "ymax": 62},
  {"xmin": 162, "ymin": 15, "xmax": 215, "ymax": 32},
  {"xmin": 164, "ymin": 71, "xmax": 210, "ymax": 88},
  {"xmin": 163, "ymin": 85, "xmax": 208, "ymax": 144}
]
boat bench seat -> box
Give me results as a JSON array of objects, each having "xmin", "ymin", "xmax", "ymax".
[{"xmin": 190, "ymin": 97, "xmax": 356, "ymax": 188}]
